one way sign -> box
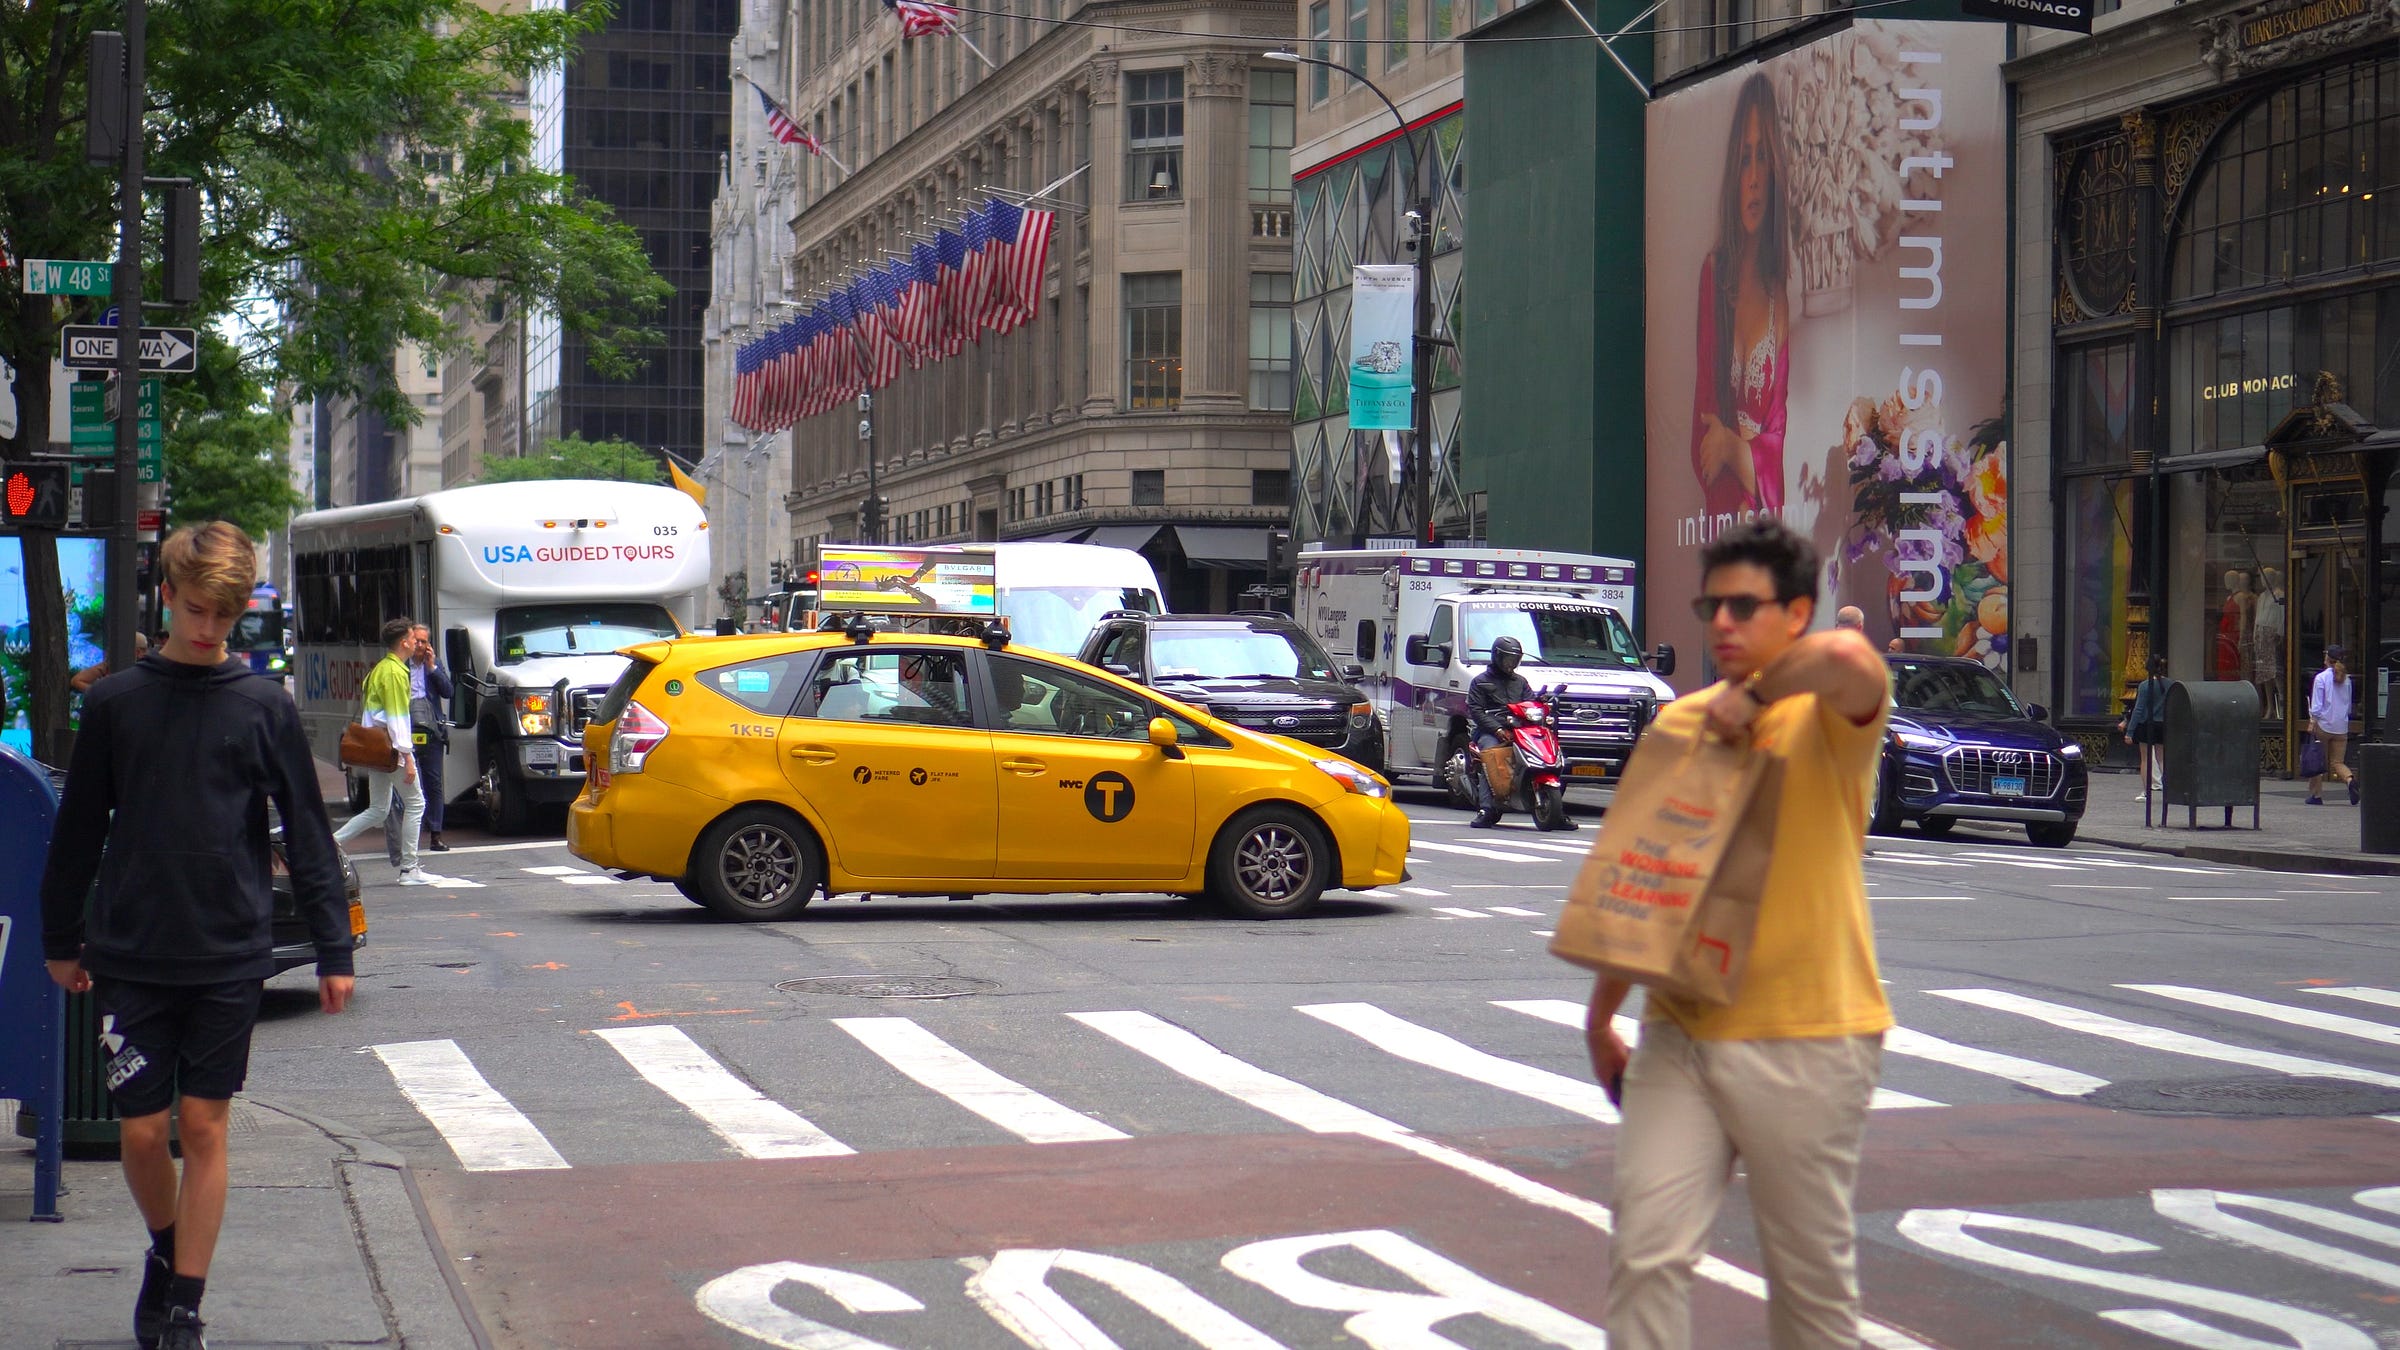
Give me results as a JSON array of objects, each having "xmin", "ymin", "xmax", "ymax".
[{"xmin": 58, "ymin": 325, "xmax": 199, "ymax": 374}]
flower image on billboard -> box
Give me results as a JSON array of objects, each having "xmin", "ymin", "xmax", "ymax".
[{"xmin": 1643, "ymin": 20, "xmax": 2010, "ymax": 687}]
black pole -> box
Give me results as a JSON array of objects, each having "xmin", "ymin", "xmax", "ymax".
[
  {"xmin": 1267, "ymin": 53, "xmax": 1425, "ymax": 542},
  {"xmin": 108, "ymin": 0, "xmax": 144, "ymax": 670}
]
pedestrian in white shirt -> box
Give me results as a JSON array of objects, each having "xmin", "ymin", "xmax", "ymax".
[{"xmin": 2308, "ymin": 644, "xmax": 2357, "ymax": 806}]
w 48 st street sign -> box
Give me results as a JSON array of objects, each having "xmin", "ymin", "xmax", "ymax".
[{"xmin": 58, "ymin": 324, "xmax": 198, "ymax": 374}]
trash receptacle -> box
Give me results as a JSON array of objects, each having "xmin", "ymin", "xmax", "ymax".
[
  {"xmin": 2359, "ymin": 743, "xmax": 2400, "ymax": 853},
  {"xmin": 0, "ymin": 741, "xmax": 64, "ymax": 1216}
]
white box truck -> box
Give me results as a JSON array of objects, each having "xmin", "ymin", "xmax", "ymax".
[
  {"xmin": 1294, "ymin": 547, "xmax": 1676, "ymax": 802},
  {"xmin": 291, "ymin": 480, "xmax": 711, "ymax": 832}
]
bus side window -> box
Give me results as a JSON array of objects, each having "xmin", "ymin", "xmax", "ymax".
[{"xmin": 1356, "ymin": 620, "xmax": 1376, "ymax": 660}]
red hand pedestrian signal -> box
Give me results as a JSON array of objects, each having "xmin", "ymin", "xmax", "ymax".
[{"xmin": 0, "ymin": 462, "xmax": 68, "ymax": 529}]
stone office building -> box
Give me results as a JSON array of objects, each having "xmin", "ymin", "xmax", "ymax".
[
  {"xmin": 730, "ymin": 0, "xmax": 1299, "ymax": 612},
  {"xmin": 2013, "ymin": 0, "xmax": 2400, "ymax": 764}
]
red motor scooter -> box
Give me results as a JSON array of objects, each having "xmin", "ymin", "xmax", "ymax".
[{"xmin": 1462, "ymin": 688, "xmax": 1574, "ymax": 832}]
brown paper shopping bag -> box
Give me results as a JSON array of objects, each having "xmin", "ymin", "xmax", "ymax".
[{"xmin": 1548, "ymin": 716, "xmax": 1783, "ymax": 1006}]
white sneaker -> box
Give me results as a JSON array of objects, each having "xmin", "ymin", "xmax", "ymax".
[{"xmin": 397, "ymin": 868, "xmax": 434, "ymax": 886}]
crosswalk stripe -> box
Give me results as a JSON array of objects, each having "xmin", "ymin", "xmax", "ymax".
[
  {"xmin": 521, "ymin": 865, "xmax": 585, "ymax": 875},
  {"xmin": 592, "ymin": 1026, "xmax": 853, "ymax": 1159},
  {"xmin": 1883, "ymin": 1027, "xmax": 2107, "ymax": 1097},
  {"xmin": 1929, "ymin": 989, "xmax": 2400, "ymax": 1090},
  {"xmin": 1431, "ymin": 907, "xmax": 1491, "ymax": 919},
  {"xmin": 1087, "ymin": 1008, "xmax": 1933, "ymax": 1348},
  {"xmin": 2304, "ymin": 986, "xmax": 2400, "ymax": 1011},
  {"xmin": 1410, "ymin": 839, "xmax": 1551, "ymax": 863},
  {"xmin": 1489, "ymin": 1001, "xmax": 1942, "ymax": 1109},
  {"xmin": 1868, "ymin": 856, "xmax": 1972, "ymax": 868},
  {"xmin": 1070, "ymin": 1010, "xmax": 1405, "ymax": 1134},
  {"xmin": 1488, "ymin": 905, "xmax": 1546, "ymax": 917},
  {"xmin": 1296, "ymin": 1002, "xmax": 1619, "ymax": 1124},
  {"xmin": 1400, "ymin": 886, "xmax": 1450, "ymax": 898},
  {"xmin": 372, "ymin": 1039, "xmax": 570, "ymax": 1172},
  {"xmin": 2120, "ymin": 985, "xmax": 2400, "ymax": 1048},
  {"xmin": 1489, "ymin": 839, "xmax": 1593, "ymax": 856},
  {"xmin": 833, "ymin": 1017, "xmax": 1128, "ymax": 1145}
]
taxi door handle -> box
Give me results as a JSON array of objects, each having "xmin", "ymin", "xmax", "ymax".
[
  {"xmin": 999, "ymin": 758, "xmax": 1047, "ymax": 775},
  {"xmin": 789, "ymin": 745, "xmax": 839, "ymax": 764}
]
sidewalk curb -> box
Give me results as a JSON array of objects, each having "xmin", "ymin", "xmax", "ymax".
[
  {"xmin": 248, "ymin": 1098, "xmax": 493, "ymax": 1350},
  {"xmin": 2072, "ymin": 826, "xmax": 2400, "ymax": 876}
]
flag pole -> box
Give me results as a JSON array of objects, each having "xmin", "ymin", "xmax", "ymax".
[{"xmin": 943, "ymin": 18, "xmax": 1000, "ymax": 70}]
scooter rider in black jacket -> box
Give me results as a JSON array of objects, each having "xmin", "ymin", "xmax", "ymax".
[{"xmin": 1467, "ymin": 636, "xmax": 1532, "ymax": 828}]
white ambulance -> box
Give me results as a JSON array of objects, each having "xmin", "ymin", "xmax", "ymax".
[
  {"xmin": 290, "ymin": 480, "xmax": 711, "ymax": 832},
  {"xmin": 1294, "ymin": 547, "xmax": 1676, "ymax": 802}
]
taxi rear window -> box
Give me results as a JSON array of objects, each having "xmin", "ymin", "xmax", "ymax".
[
  {"xmin": 700, "ymin": 654, "xmax": 811, "ymax": 716},
  {"xmin": 593, "ymin": 659, "xmax": 656, "ymax": 725}
]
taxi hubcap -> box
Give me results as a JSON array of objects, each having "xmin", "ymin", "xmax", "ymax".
[
  {"xmin": 721, "ymin": 826, "xmax": 800, "ymax": 906},
  {"xmin": 1236, "ymin": 825, "xmax": 1311, "ymax": 900}
]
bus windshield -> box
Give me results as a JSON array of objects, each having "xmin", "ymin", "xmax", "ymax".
[
  {"xmin": 998, "ymin": 585, "xmax": 1162, "ymax": 656},
  {"xmin": 229, "ymin": 610, "xmax": 285, "ymax": 654},
  {"xmin": 495, "ymin": 603, "xmax": 679, "ymax": 664},
  {"xmin": 1460, "ymin": 604, "xmax": 1645, "ymax": 670}
]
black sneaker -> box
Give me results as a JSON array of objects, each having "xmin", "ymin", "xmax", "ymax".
[
  {"xmin": 159, "ymin": 1305, "xmax": 208, "ymax": 1350},
  {"xmin": 135, "ymin": 1250, "xmax": 171, "ymax": 1349},
  {"xmin": 1469, "ymin": 810, "xmax": 1501, "ymax": 829}
]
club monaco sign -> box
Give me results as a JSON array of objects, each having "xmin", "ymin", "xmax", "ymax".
[{"xmin": 2202, "ymin": 0, "xmax": 2398, "ymax": 79}]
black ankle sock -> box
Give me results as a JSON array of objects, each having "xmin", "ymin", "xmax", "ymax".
[
  {"xmin": 148, "ymin": 1224, "xmax": 175, "ymax": 1265},
  {"xmin": 167, "ymin": 1273, "xmax": 205, "ymax": 1313}
]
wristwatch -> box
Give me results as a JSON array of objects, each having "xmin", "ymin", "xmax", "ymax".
[{"xmin": 1741, "ymin": 668, "xmax": 1770, "ymax": 704}]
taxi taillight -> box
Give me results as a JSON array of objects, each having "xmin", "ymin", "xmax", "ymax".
[{"xmin": 609, "ymin": 701, "xmax": 670, "ymax": 776}]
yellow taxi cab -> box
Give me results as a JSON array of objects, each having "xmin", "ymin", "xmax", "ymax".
[{"xmin": 567, "ymin": 624, "xmax": 1410, "ymax": 920}]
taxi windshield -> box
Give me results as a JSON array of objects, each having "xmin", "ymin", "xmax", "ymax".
[
  {"xmin": 999, "ymin": 584, "xmax": 1161, "ymax": 655},
  {"xmin": 495, "ymin": 603, "xmax": 678, "ymax": 664},
  {"xmin": 1461, "ymin": 605, "xmax": 1643, "ymax": 670},
  {"xmin": 1149, "ymin": 624, "xmax": 1336, "ymax": 681}
]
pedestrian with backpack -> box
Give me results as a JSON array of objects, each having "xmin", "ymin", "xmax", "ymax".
[
  {"xmin": 39, "ymin": 521, "xmax": 355, "ymax": 1350},
  {"xmin": 2122, "ymin": 655, "xmax": 2168, "ymax": 794}
]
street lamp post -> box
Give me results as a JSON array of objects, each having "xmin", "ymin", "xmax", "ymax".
[{"xmin": 1264, "ymin": 50, "xmax": 1438, "ymax": 545}]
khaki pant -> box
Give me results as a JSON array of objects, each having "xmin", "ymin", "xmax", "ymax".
[{"xmin": 1606, "ymin": 1020, "xmax": 1884, "ymax": 1349}]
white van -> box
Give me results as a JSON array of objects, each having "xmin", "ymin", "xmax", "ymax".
[
  {"xmin": 1295, "ymin": 546, "xmax": 1676, "ymax": 800},
  {"xmin": 291, "ymin": 481, "xmax": 710, "ymax": 832}
]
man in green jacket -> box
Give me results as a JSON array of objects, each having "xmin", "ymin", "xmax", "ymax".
[{"xmin": 332, "ymin": 618, "xmax": 428, "ymax": 883}]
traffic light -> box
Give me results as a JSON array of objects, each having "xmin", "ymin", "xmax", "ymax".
[
  {"xmin": 0, "ymin": 462, "xmax": 69, "ymax": 530},
  {"xmin": 1266, "ymin": 527, "xmax": 1293, "ymax": 573}
]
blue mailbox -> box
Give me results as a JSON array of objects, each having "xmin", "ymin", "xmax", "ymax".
[{"xmin": 0, "ymin": 740, "xmax": 62, "ymax": 1220}]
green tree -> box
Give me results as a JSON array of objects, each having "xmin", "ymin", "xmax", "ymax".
[
  {"xmin": 474, "ymin": 434, "xmax": 664, "ymax": 486},
  {"xmin": 0, "ymin": 0, "xmax": 673, "ymax": 763},
  {"xmin": 159, "ymin": 332, "xmax": 303, "ymax": 539}
]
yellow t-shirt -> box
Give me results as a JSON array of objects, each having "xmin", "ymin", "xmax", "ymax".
[{"xmin": 1644, "ymin": 681, "xmax": 1894, "ymax": 1041}]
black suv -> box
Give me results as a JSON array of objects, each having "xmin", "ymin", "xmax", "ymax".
[{"xmin": 1079, "ymin": 613, "xmax": 1382, "ymax": 772}]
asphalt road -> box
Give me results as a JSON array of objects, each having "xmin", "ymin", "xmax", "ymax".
[{"xmin": 244, "ymin": 794, "xmax": 2400, "ymax": 1350}]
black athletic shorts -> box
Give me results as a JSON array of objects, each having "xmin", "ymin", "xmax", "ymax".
[{"xmin": 90, "ymin": 978, "xmax": 266, "ymax": 1115}]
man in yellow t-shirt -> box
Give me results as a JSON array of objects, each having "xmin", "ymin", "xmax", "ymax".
[{"xmin": 1586, "ymin": 518, "xmax": 1892, "ymax": 1349}]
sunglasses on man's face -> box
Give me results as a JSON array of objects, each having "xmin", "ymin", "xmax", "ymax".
[{"xmin": 1691, "ymin": 594, "xmax": 1783, "ymax": 623}]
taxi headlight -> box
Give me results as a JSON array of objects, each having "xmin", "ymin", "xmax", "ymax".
[
  {"xmin": 1313, "ymin": 758, "xmax": 1389, "ymax": 799},
  {"xmin": 514, "ymin": 691, "xmax": 556, "ymax": 737}
]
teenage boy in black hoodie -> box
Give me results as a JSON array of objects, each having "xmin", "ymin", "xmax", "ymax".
[{"xmin": 40, "ymin": 521, "xmax": 354, "ymax": 1350}]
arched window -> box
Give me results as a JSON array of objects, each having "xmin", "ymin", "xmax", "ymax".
[{"xmin": 2170, "ymin": 57, "xmax": 2400, "ymax": 303}]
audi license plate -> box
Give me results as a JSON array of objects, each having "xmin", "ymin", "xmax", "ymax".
[{"xmin": 1993, "ymin": 775, "xmax": 2027, "ymax": 797}]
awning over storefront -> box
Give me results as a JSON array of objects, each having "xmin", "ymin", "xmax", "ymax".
[
  {"xmin": 1084, "ymin": 525, "xmax": 1166, "ymax": 552},
  {"xmin": 1012, "ymin": 527, "xmax": 1095, "ymax": 543},
  {"xmin": 2158, "ymin": 446, "xmax": 2269, "ymax": 474},
  {"xmin": 1172, "ymin": 525, "xmax": 1272, "ymax": 568}
]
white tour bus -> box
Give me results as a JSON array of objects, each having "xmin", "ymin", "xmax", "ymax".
[
  {"xmin": 290, "ymin": 480, "xmax": 710, "ymax": 832},
  {"xmin": 790, "ymin": 542, "xmax": 1166, "ymax": 656}
]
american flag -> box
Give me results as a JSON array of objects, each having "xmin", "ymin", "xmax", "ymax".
[
  {"xmin": 748, "ymin": 80, "xmax": 824, "ymax": 155},
  {"xmin": 902, "ymin": 243, "xmax": 941, "ymax": 365},
  {"xmin": 769, "ymin": 322, "xmax": 802, "ymax": 430},
  {"xmin": 933, "ymin": 228, "xmax": 971, "ymax": 357},
  {"xmin": 881, "ymin": 0, "xmax": 959, "ymax": 37},
  {"xmin": 854, "ymin": 276, "xmax": 902, "ymax": 388},
  {"xmin": 732, "ymin": 334, "xmax": 762, "ymax": 430},
  {"xmin": 876, "ymin": 263, "xmax": 915, "ymax": 374},
  {"xmin": 959, "ymin": 203, "xmax": 998, "ymax": 339},
  {"xmin": 973, "ymin": 201, "xmax": 1024, "ymax": 334},
  {"xmin": 1003, "ymin": 206, "xmax": 1055, "ymax": 328}
]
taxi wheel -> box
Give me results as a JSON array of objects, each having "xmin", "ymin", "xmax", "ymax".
[
  {"xmin": 673, "ymin": 879, "xmax": 708, "ymax": 907},
  {"xmin": 693, "ymin": 806, "xmax": 821, "ymax": 921},
  {"xmin": 1208, "ymin": 807, "xmax": 1331, "ymax": 919}
]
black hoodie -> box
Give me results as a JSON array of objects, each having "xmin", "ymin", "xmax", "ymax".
[{"xmin": 39, "ymin": 653, "xmax": 354, "ymax": 983}]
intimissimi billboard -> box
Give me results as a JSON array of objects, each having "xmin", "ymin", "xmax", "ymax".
[{"xmin": 1642, "ymin": 21, "xmax": 2011, "ymax": 686}]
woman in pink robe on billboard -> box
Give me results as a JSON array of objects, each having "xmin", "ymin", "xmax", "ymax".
[{"xmin": 1690, "ymin": 73, "xmax": 1792, "ymax": 523}]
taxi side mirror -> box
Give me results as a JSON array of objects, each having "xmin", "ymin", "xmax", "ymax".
[{"xmin": 1147, "ymin": 717, "xmax": 1180, "ymax": 749}]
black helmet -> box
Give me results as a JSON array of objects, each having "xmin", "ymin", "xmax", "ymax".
[{"xmin": 1491, "ymin": 636, "xmax": 1523, "ymax": 672}]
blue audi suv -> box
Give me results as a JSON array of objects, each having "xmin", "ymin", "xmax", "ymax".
[{"xmin": 1873, "ymin": 654, "xmax": 2089, "ymax": 847}]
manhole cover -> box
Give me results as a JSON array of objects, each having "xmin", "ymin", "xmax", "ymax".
[
  {"xmin": 2085, "ymin": 1075, "xmax": 2400, "ymax": 1117},
  {"xmin": 775, "ymin": 974, "xmax": 997, "ymax": 1000}
]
